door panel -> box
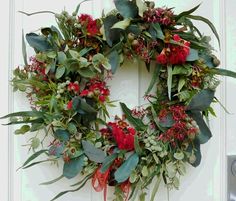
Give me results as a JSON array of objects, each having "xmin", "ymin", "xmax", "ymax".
[{"xmin": 4, "ymin": 0, "xmax": 230, "ymax": 201}]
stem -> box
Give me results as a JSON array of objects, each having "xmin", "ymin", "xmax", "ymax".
[{"xmin": 18, "ymin": 10, "xmax": 55, "ymax": 16}]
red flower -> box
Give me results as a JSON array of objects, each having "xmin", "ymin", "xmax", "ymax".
[
  {"xmin": 80, "ymin": 79, "xmax": 110, "ymax": 103},
  {"xmin": 68, "ymin": 82, "xmax": 80, "ymax": 93},
  {"xmin": 102, "ymin": 121, "xmax": 136, "ymax": 151},
  {"xmin": 156, "ymin": 34, "xmax": 190, "ymax": 65},
  {"xmin": 169, "ymin": 105, "xmax": 187, "ymax": 121},
  {"xmin": 78, "ymin": 14, "xmax": 100, "ymax": 36},
  {"xmin": 67, "ymin": 100, "xmax": 73, "ymax": 110}
]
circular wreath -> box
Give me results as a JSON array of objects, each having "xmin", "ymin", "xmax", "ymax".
[{"xmin": 4, "ymin": 1, "xmax": 236, "ymax": 201}]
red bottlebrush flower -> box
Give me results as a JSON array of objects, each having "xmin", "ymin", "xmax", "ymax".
[
  {"xmin": 80, "ymin": 89, "xmax": 89, "ymax": 97},
  {"xmin": 80, "ymin": 79, "xmax": 110, "ymax": 103},
  {"xmin": 78, "ymin": 14, "xmax": 100, "ymax": 36},
  {"xmin": 68, "ymin": 82, "xmax": 80, "ymax": 93},
  {"xmin": 156, "ymin": 35, "xmax": 190, "ymax": 65},
  {"xmin": 99, "ymin": 95, "xmax": 106, "ymax": 102},
  {"xmin": 104, "ymin": 121, "xmax": 136, "ymax": 151},
  {"xmin": 143, "ymin": 7, "xmax": 174, "ymax": 26},
  {"xmin": 67, "ymin": 100, "xmax": 73, "ymax": 110},
  {"xmin": 169, "ymin": 105, "xmax": 187, "ymax": 121}
]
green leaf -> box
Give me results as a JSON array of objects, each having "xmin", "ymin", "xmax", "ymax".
[
  {"xmin": 186, "ymin": 49, "xmax": 199, "ymax": 61},
  {"xmin": 187, "ymin": 89, "xmax": 215, "ymax": 111},
  {"xmin": 57, "ymin": 51, "xmax": 67, "ymax": 64},
  {"xmin": 120, "ymin": 102, "xmax": 146, "ymax": 131},
  {"xmin": 67, "ymin": 123, "xmax": 77, "ymax": 135},
  {"xmin": 145, "ymin": 64, "xmax": 161, "ymax": 95},
  {"xmin": 187, "ymin": 139, "xmax": 202, "ymax": 167},
  {"xmin": 74, "ymin": 0, "xmax": 91, "ymax": 15},
  {"xmin": 54, "ymin": 129, "xmax": 70, "ymax": 142},
  {"xmin": 31, "ymin": 137, "xmax": 41, "ymax": 149},
  {"xmin": 187, "ymin": 15, "xmax": 220, "ymax": 48},
  {"xmin": 22, "ymin": 30, "xmax": 28, "ymax": 65},
  {"xmin": 167, "ymin": 64, "xmax": 173, "ymax": 100},
  {"xmin": 22, "ymin": 149, "xmax": 48, "ymax": 167},
  {"xmin": 63, "ymin": 155, "xmax": 85, "ymax": 179},
  {"xmin": 111, "ymin": 19, "xmax": 131, "ymax": 30},
  {"xmin": 40, "ymin": 175, "xmax": 64, "ymax": 185},
  {"xmin": 172, "ymin": 65, "xmax": 192, "ymax": 75},
  {"xmin": 178, "ymin": 78, "xmax": 186, "ymax": 92},
  {"xmin": 0, "ymin": 111, "xmax": 44, "ymax": 119},
  {"xmin": 100, "ymin": 153, "xmax": 118, "ymax": 173},
  {"xmin": 175, "ymin": 4, "xmax": 201, "ymax": 21},
  {"xmin": 141, "ymin": 166, "xmax": 148, "ymax": 177},
  {"xmin": 79, "ymin": 47, "xmax": 93, "ymax": 57},
  {"xmin": 134, "ymin": 135, "xmax": 143, "ymax": 155},
  {"xmin": 14, "ymin": 125, "xmax": 30, "ymax": 135},
  {"xmin": 108, "ymin": 50, "xmax": 119, "ymax": 74},
  {"xmin": 55, "ymin": 66, "xmax": 66, "ymax": 79},
  {"xmin": 50, "ymin": 175, "xmax": 91, "ymax": 201},
  {"xmin": 69, "ymin": 50, "xmax": 80, "ymax": 59},
  {"xmin": 151, "ymin": 23, "xmax": 164, "ymax": 40},
  {"xmin": 114, "ymin": 153, "xmax": 139, "ymax": 183},
  {"xmin": 209, "ymin": 68, "xmax": 236, "ymax": 78},
  {"xmin": 150, "ymin": 176, "xmax": 161, "ymax": 201},
  {"xmin": 188, "ymin": 111, "xmax": 212, "ymax": 144},
  {"xmin": 136, "ymin": 0, "xmax": 147, "ymax": 17},
  {"xmin": 77, "ymin": 68, "xmax": 96, "ymax": 78},
  {"xmin": 103, "ymin": 16, "xmax": 120, "ymax": 47},
  {"xmin": 47, "ymin": 51, "xmax": 57, "ymax": 59},
  {"xmin": 26, "ymin": 33, "xmax": 52, "ymax": 52},
  {"xmin": 82, "ymin": 140, "xmax": 106, "ymax": 163},
  {"xmin": 114, "ymin": 0, "xmax": 138, "ymax": 19},
  {"xmin": 174, "ymin": 152, "xmax": 185, "ymax": 160}
]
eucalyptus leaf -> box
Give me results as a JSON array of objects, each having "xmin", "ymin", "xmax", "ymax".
[
  {"xmin": 55, "ymin": 66, "xmax": 66, "ymax": 79},
  {"xmin": 22, "ymin": 149, "xmax": 48, "ymax": 167},
  {"xmin": 187, "ymin": 111, "xmax": 212, "ymax": 144},
  {"xmin": 82, "ymin": 140, "xmax": 106, "ymax": 163},
  {"xmin": 63, "ymin": 155, "xmax": 85, "ymax": 179},
  {"xmin": 114, "ymin": 153, "xmax": 139, "ymax": 183},
  {"xmin": 111, "ymin": 19, "xmax": 131, "ymax": 30},
  {"xmin": 100, "ymin": 153, "xmax": 118, "ymax": 173},
  {"xmin": 26, "ymin": 33, "xmax": 52, "ymax": 52},
  {"xmin": 120, "ymin": 102, "xmax": 146, "ymax": 131},
  {"xmin": 187, "ymin": 89, "xmax": 215, "ymax": 111},
  {"xmin": 54, "ymin": 129, "xmax": 70, "ymax": 142},
  {"xmin": 114, "ymin": 0, "xmax": 138, "ymax": 19},
  {"xmin": 186, "ymin": 48, "xmax": 199, "ymax": 61},
  {"xmin": 175, "ymin": 4, "xmax": 201, "ymax": 21},
  {"xmin": 136, "ymin": 0, "xmax": 147, "ymax": 17},
  {"xmin": 108, "ymin": 50, "xmax": 119, "ymax": 74}
]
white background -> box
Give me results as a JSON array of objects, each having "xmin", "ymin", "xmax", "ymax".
[{"xmin": 0, "ymin": 0, "xmax": 236, "ymax": 201}]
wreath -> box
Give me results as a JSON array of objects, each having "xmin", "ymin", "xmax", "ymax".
[{"xmin": 3, "ymin": 0, "xmax": 236, "ymax": 201}]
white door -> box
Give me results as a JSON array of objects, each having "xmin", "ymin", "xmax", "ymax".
[{"xmin": 1, "ymin": 0, "xmax": 236, "ymax": 201}]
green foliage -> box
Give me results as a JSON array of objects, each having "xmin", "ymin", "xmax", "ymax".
[
  {"xmin": 114, "ymin": 0, "xmax": 138, "ymax": 19},
  {"xmin": 114, "ymin": 153, "xmax": 139, "ymax": 183},
  {"xmin": 82, "ymin": 140, "xmax": 106, "ymax": 163},
  {"xmin": 63, "ymin": 155, "xmax": 85, "ymax": 179}
]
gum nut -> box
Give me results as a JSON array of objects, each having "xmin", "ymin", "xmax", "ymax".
[
  {"xmin": 132, "ymin": 39, "xmax": 139, "ymax": 47},
  {"xmin": 66, "ymin": 80, "xmax": 70, "ymax": 85},
  {"xmin": 84, "ymin": 157, "xmax": 88, "ymax": 162},
  {"xmin": 144, "ymin": 139, "xmax": 148, "ymax": 143},
  {"xmin": 128, "ymin": 33, "xmax": 135, "ymax": 41},
  {"xmin": 56, "ymin": 95, "xmax": 61, "ymax": 99},
  {"xmin": 74, "ymin": 81, "xmax": 79, "ymax": 84},
  {"xmin": 213, "ymin": 56, "xmax": 220, "ymax": 67},
  {"xmin": 87, "ymin": 91, "xmax": 94, "ymax": 98},
  {"xmin": 156, "ymin": 146, "xmax": 162, "ymax": 151},
  {"xmin": 147, "ymin": 137, "xmax": 152, "ymax": 141},
  {"xmin": 59, "ymin": 89, "xmax": 64, "ymax": 93}
]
